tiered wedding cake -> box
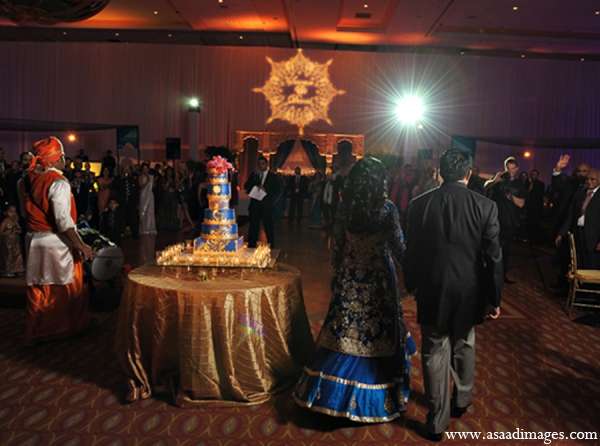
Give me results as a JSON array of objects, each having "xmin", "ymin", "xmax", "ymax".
[
  {"xmin": 156, "ymin": 156, "xmax": 272, "ymax": 267},
  {"xmin": 194, "ymin": 156, "xmax": 244, "ymax": 253}
]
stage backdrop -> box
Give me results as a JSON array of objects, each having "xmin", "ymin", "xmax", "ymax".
[{"xmin": 1, "ymin": 43, "xmax": 600, "ymax": 177}]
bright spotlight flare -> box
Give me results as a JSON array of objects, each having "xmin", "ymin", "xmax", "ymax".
[
  {"xmin": 188, "ymin": 98, "xmax": 201, "ymax": 112},
  {"xmin": 396, "ymin": 96, "xmax": 424, "ymax": 124}
]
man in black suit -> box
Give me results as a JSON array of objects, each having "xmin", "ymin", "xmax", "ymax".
[
  {"xmin": 115, "ymin": 164, "xmax": 139, "ymax": 238},
  {"xmin": 484, "ymin": 156, "xmax": 526, "ymax": 284},
  {"xmin": 404, "ymin": 149, "xmax": 503, "ymax": 442},
  {"xmin": 287, "ymin": 166, "xmax": 308, "ymax": 226},
  {"xmin": 550, "ymin": 155, "xmax": 590, "ymax": 291},
  {"xmin": 556, "ymin": 168, "xmax": 600, "ymax": 269},
  {"xmin": 71, "ymin": 171, "xmax": 90, "ymax": 221},
  {"xmin": 244, "ymin": 156, "xmax": 280, "ymax": 248},
  {"xmin": 526, "ymin": 169, "xmax": 546, "ymax": 243}
]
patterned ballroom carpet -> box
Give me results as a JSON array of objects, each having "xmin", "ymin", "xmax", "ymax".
[{"xmin": 1, "ymin": 254, "xmax": 600, "ymax": 445}]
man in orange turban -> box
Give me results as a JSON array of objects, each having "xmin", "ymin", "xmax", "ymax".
[{"xmin": 20, "ymin": 136, "xmax": 93, "ymax": 345}]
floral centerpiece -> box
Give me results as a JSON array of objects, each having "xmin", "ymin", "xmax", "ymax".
[{"xmin": 207, "ymin": 155, "xmax": 233, "ymax": 175}]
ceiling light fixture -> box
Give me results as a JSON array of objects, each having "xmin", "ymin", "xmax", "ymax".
[
  {"xmin": 521, "ymin": 54, "xmax": 525, "ymax": 58},
  {"xmin": 0, "ymin": 0, "xmax": 109, "ymax": 24},
  {"xmin": 512, "ymin": 6, "xmax": 518, "ymax": 10},
  {"xmin": 239, "ymin": 35, "xmax": 243, "ymax": 39},
  {"xmin": 364, "ymin": 3, "xmax": 369, "ymax": 8},
  {"xmin": 153, "ymin": 10, "xmax": 158, "ymax": 15},
  {"xmin": 115, "ymin": 32, "xmax": 119, "ymax": 36}
]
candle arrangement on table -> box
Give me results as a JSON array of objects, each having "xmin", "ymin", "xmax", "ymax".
[{"xmin": 156, "ymin": 241, "xmax": 272, "ymax": 268}]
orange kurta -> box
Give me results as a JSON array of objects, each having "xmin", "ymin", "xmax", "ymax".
[{"xmin": 23, "ymin": 169, "xmax": 88, "ymax": 341}]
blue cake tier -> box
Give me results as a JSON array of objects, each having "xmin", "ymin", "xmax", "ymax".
[
  {"xmin": 206, "ymin": 183, "xmax": 231, "ymax": 198},
  {"xmin": 195, "ymin": 236, "xmax": 244, "ymax": 252},
  {"xmin": 201, "ymin": 223, "xmax": 238, "ymax": 239},
  {"xmin": 204, "ymin": 209, "xmax": 236, "ymax": 224},
  {"xmin": 208, "ymin": 172, "xmax": 228, "ymax": 184}
]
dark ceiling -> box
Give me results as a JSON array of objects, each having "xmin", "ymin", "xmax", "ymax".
[{"xmin": 1, "ymin": 0, "xmax": 600, "ymax": 60}]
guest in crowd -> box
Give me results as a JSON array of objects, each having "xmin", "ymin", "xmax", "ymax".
[
  {"xmin": 115, "ymin": 164, "xmax": 139, "ymax": 239},
  {"xmin": 467, "ymin": 165, "xmax": 486, "ymax": 195},
  {"xmin": 3, "ymin": 161, "xmax": 21, "ymax": 207},
  {"xmin": 556, "ymin": 168, "xmax": 600, "ymax": 269},
  {"xmin": 138, "ymin": 162, "xmax": 156, "ymax": 235},
  {"xmin": 287, "ymin": 166, "xmax": 308, "ymax": 226},
  {"xmin": 484, "ymin": 156, "xmax": 526, "ymax": 284},
  {"xmin": 176, "ymin": 162, "xmax": 195, "ymax": 231},
  {"xmin": 82, "ymin": 162, "xmax": 96, "ymax": 185},
  {"xmin": 244, "ymin": 156, "xmax": 280, "ymax": 248},
  {"xmin": 63, "ymin": 157, "xmax": 73, "ymax": 180},
  {"xmin": 70, "ymin": 170, "xmax": 89, "ymax": 221},
  {"xmin": 157, "ymin": 166, "xmax": 179, "ymax": 232},
  {"xmin": 96, "ymin": 166, "xmax": 114, "ymax": 216},
  {"xmin": 14, "ymin": 151, "xmax": 33, "ymax": 257},
  {"xmin": 0, "ymin": 204, "xmax": 25, "ymax": 277},
  {"xmin": 188, "ymin": 162, "xmax": 207, "ymax": 222},
  {"xmin": 404, "ymin": 149, "xmax": 503, "ymax": 442},
  {"xmin": 72, "ymin": 157, "xmax": 84, "ymax": 178},
  {"xmin": 0, "ymin": 147, "xmax": 9, "ymax": 176},
  {"xmin": 412, "ymin": 167, "xmax": 440, "ymax": 198},
  {"xmin": 526, "ymin": 169, "xmax": 546, "ymax": 243},
  {"xmin": 272, "ymin": 172, "xmax": 287, "ymax": 225},
  {"xmin": 321, "ymin": 167, "xmax": 343, "ymax": 232},
  {"xmin": 76, "ymin": 148, "xmax": 89, "ymax": 162},
  {"xmin": 229, "ymin": 163, "xmax": 239, "ymax": 212},
  {"xmin": 20, "ymin": 136, "xmax": 93, "ymax": 345},
  {"xmin": 307, "ymin": 171, "xmax": 324, "ymax": 229},
  {"xmin": 99, "ymin": 198, "xmax": 126, "ymax": 247},
  {"xmin": 390, "ymin": 163, "xmax": 417, "ymax": 229},
  {"xmin": 101, "ymin": 149, "xmax": 116, "ymax": 173},
  {"xmin": 519, "ymin": 171, "xmax": 531, "ymax": 190},
  {"xmin": 293, "ymin": 156, "xmax": 416, "ymax": 422},
  {"xmin": 549, "ymin": 155, "xmax": 590, "ymax": 291}
]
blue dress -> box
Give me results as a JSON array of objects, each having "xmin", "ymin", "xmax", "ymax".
[{"xmin": 293, "ymin": 200, "xmax": 416, "ymax": 422}]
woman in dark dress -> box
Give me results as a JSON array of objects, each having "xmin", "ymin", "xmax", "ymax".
[
  {"xmin": 293, "ymin": 156, "xmax": 416, "ymax": 422},
  {"xmin": 157, "ymin": 167, "xmax": 179, "ymax": 232}
]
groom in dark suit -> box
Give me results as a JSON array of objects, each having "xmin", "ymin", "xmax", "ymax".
[
  {"xmin": 244, "ymin": 156, "xmax": 280, "ymax": 248},
  {"xmin": 404, "ymin": 149, "xmax": 503, "ymax": 442}
]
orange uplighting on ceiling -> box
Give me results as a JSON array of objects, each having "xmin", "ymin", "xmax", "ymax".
[{"xmin": 306, "ymin": 29, "xmax": 380, "ymax": 44}]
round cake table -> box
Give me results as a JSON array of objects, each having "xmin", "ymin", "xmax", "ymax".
[{"xmin": 115, "ymin": 263, "xmax": 315, "ymax": 408}]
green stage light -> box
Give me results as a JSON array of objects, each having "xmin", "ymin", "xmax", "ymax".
[{"xmin": 188, "ymin": 98, "xmax": 201, "ymax": 112}]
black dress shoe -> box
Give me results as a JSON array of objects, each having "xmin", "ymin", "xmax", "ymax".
[
  {"xmin": 451, "ymin": 405, "xmax": 469, "ymax": 418},
  {"xmin": 503, "ymin": 277, "xmax": 516, "ymax": 285},
  {"xmin": 416, "ymin": 422, "xmax": 443, "ymax": 442}
]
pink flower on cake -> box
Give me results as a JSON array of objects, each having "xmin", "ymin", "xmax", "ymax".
[{"xmin": 207, "ymin": 156, "xmax": 233, "ymax": 174}]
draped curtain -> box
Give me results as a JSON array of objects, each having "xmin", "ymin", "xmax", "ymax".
[
  {"xmin": 300, "ymin": 140, "xmax": 326, "ymax": 174},
  {"xmin": 1, "ymin": 42, "xmax": 600, "ymax": 178},
  {"xmin": 239, "ymin": 138, "xmax": 259, "ymax": 187},
  {"xmin": 272, "ymin": 140, "xmax": 296, "ymax": 171}
]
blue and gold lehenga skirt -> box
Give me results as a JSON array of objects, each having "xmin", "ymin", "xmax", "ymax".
[{"xmin": 293, "ymin": 334, "xmax": 417, "ymax": 423}]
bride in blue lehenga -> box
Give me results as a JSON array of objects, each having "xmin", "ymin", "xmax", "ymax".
[{"xmin": 293, "ymin": 156, "xmax": 416, "ymax": 423}]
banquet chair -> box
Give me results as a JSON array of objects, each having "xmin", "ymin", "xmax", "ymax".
[{"xmin": 566, "ymin": 232, "xmax": 600, "ymax": 317}]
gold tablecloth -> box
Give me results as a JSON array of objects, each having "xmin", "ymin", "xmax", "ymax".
[{"xmin": 115, "ymin": 263, "xmax": 315, "ymax": 408}]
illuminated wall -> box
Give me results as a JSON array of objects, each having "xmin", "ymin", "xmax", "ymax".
[{"xmin": 1, "ymin": 43, "xmax": 600, "ymax": 177}]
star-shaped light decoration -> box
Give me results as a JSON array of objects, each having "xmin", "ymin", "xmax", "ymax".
[{"xmin": 253, "ymin": 49, "xmax": 345, "ymax": 135}]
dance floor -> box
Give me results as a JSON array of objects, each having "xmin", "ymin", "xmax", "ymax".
[{"xmin": 1, "ymin": 222, "xmax": 599, "ymax": 445}]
